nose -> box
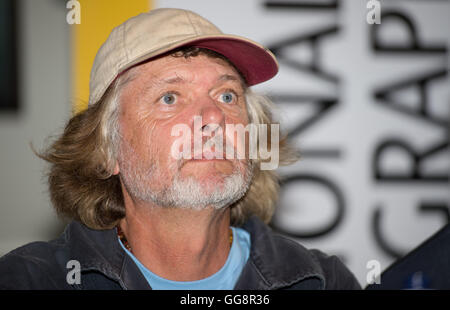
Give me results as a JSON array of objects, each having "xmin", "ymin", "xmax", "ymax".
[
  {"xmin": 190, "ymin": 97, "xmax": 225, "ymax": 159},
  {"xmin": 189, "ymin": 95, "xmax": 225, "ymax": 146},
  {"xmin": 201, "ymin": 123, "xmax": 221, "ymax": 136},
  {"xmin": 200, "ymin": 102, "xmax": 225, "ymax": 129}
]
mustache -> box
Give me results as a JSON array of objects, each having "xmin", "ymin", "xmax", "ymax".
[
  {"xmin": 179, "ymin": 134, "xmax": 243, "ymax": 159},
  {"xmin": 174, "ymin": 135, "xmax": 248, "ymax": 170}
]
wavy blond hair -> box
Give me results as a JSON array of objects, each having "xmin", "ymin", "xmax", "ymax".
[{"xmin": 39, "ymin": 48, "xmax": 298, "ymax": 230}]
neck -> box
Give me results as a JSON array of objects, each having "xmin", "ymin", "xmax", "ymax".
[{"xmin": 119, "ymin": 190, "xmax": 232, "ymax": 281}]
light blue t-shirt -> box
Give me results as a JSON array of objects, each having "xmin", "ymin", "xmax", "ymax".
[{"xmin": 118, "ymin": 226, "xmax": 251, "ymax": 290}]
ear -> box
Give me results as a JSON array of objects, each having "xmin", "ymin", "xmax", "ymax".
[{"xmin": 113, "ymin": 161, "xmax": 120, "ymax": 175}]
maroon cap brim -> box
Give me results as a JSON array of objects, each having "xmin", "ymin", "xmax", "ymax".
[{"xmin": 188, "ymin": 37, "xmax": 279, "ymax": 86}]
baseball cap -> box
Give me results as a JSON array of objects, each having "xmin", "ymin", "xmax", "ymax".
[{"xmin": 88, "ymin": 8, "xmax": 279, "ymax": 106}]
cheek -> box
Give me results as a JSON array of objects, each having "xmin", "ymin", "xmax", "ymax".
[
  {"xmin": 224, "ymin": 115, "xmax": 250, "ymax": 159},
  {"xmin": 145, "ymin": 121, "xmax": 182, "ymax": 172},
  {"xmin": 119, "ymin": 112, "xmax": 158, "ymax": 163}
]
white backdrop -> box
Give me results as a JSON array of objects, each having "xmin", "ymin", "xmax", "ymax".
[{"xmin": 156, "ymin": 0, "xmax": 450, "ymax": 286}]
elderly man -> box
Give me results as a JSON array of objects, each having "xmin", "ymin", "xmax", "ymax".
[{"xmin": 0, "ymin": 8, "xmax": 360, "ymax": 290}]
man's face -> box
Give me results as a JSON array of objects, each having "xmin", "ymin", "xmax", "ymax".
[{"xmin": 116, "ymin": 53, "xmax": 253, "ymax": 209}]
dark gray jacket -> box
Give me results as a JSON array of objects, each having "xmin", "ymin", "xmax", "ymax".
[{"xmin": 0, "ymin": 216, "xmax": 361, "ymax": 290}]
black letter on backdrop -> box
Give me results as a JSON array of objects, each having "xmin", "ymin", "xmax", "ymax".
[
  {"xmin": 271, "ymin": 174, "xmax": 345, "ymax": 238},
  {"xmin": 371, "ymin": 10, "xmax": 447, "ymax": 53},
  {"xmin": 373, "ymin": 139, "xmax": 449, "ymax": 182},
  {"xmin": 372, "ymin": 203, "xmax": 450, "ymax": 260},
  {"xmin": 374, "ymin": 69, "xmax": 448, "ymax": 127},
  {"xmin": 264, "ymin": 0, "xmax": 339, "ymax": 10}
]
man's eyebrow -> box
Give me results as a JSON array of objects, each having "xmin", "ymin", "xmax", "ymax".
[
  {"xmin": 218, "ymin": 74, "xmax": 240, "ymax": 82},
  {"xmin": 218, "ymin": 74, "xmax": 246, "ymax": 89},
  {"xmin": 161, "ymin": 76, "xmax": 186, "ymax": 84}
]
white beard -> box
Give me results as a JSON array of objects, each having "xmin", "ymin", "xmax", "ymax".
[{"xmin": 118, "ymin": 139, "xmax": 253, "ymax": 210}]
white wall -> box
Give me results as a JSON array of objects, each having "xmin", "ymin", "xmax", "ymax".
[{"xmin": 0, "ymin": 0, "xmax": 71, "ymax": 255}]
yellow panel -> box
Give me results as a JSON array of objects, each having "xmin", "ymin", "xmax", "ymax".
[{"xmin": 72, "ymin": 0, "xmax": 151, "ymax": 113}]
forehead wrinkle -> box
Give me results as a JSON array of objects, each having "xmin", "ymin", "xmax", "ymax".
[
  {"xmin": 143, "ymin": 72, "xmax": 190, "ymax": 93},
  {"xmin": 129, "ymin": 59, "xmax": 246, "ymax": 97},
  {"xmin": 136, "ymin": 73, "xmax": 181, "ymax": 97}
]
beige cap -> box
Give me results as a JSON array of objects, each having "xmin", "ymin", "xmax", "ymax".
[{"xmin": 88, "ymin": 8, "xmax": 279, "ymax": 106}]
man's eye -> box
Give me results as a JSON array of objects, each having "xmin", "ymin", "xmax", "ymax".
[
  {"xmin": 161, "ymin": 93, "xmax": 177, "ymax": 105},
  {"xmin": 218, "ymin": 91, "xmax": 236, "ymax": 104}
]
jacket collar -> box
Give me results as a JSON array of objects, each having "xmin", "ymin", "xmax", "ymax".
[
  {"xmin": 235, "ymin": 216, "xmax": 326, "ymax": 290},
  {"xmin": 63, "ymin": 216, "xmax": 325, "ymax": 290},
  {"xmin": 63, "ymin": 221, "xmax": 150, "ymax": 290}
]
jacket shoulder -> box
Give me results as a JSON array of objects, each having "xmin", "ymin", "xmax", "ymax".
[
  {"xmin": 269, "ymin": 234, "xmax": 361, "ymax": 289},
  {"xmin": 309, "ymin": 248, "xmax": 362, "ymax": 290},
  {"xmin": 0, "ymin": 240, "xmax": 71, "ymax": 289},
  {"xmin": 240, "ymin": 216, "xmax": 361, "ymax": 290}
]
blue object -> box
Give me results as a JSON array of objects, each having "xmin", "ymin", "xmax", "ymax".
[
  {"xmin": 366, "ymin": 223, "xmax": 450, "ymax": 290},
  {"xmin": 118, "ymin": 226, "xmax": 251, "ymax": 290}
]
